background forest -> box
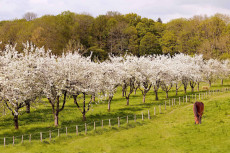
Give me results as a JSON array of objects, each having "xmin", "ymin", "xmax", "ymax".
[{"xmin": 1, "ymin": 11, "xmax": 230, "ymax": 60}]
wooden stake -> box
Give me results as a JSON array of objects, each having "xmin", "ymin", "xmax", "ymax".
[
  {"xmin": 142, "ymin": 112, "xmax": 144, "ymax": 120},
  {"xmin": 40, "ymin": 132, "xmax": 42, "ymax": 142},
  {"xmin": 118, "ymin": 117, "xmax": 120, "ymax": 128},
  {"xmin": 66, "ymin": 127, "xmax": 68, "ymax": 136},
  {"xmin": 85, "ymin": 123, "xmax": 87, "ymax": 135},
  {"xmin": 29, "ymin": 134, "xmax": 31, "ymax": 143},
  {"xmin": 148, "ymin": 110, "xmax": 150, "ymax": 119},
  {"xmin": 58, "ymin": 129, "xmax": 60, "ymax": 137},
  {"xmin": 21, "ymin": 135, "xmax": 23, "ymax": 144},
  {"xmin": 13, "ymin": 136, "xmax": 14, "ymax": 146},
  {"xmin": 49, "ymin": 130, "xmax": 51, "ymax": 141},
  {"xmin": 76, "ymin": 126, "xmax": 78, "ymax": 136},
  {"xmin": 109, "ymin": 119, "xmax": 111, "ymax": 127}
]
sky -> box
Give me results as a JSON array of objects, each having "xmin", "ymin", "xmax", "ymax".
[{"xmin": 1, "ymin": 0, "xmax": 230, "ymax": 23}]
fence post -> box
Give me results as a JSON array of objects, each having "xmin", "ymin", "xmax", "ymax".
[
  {"xmin": 29, "ymin": 134, "xmax": 31, "ymax": 143},
  {"xmin": 142, "ymin": 112, "xmax": 144, "ymax": 120},
  {"xmin": 172, "ymin": 99, "xmax": 173, "ymax": 107},
  {"xmin": 127, "ymin": 116, "xmax": 129, "ymax": 124},
  {"xmin": 58, "ymin": 129, "xmax": 60, "ymax": 137},
  {"xmin": 148, "ymin": 110, "xmax": 150, "ymax": 119},
  {"xmin": 118, "ymin": 117, "xmax": 120, "ymax": 128},
  {"xmin": 195, "ymin": 94, "xmax": 197, "ymax": 101},
  {"xmin": 159, "ymin": 105, "xmax": 161, "ymax": 114},
  {"xmin": 154, "ymin": 107, "xmax": 156, "ymax": 115},
  {"xmin": 179, "ymin": 97, "xmax": 180, "ymax": 105},
  {"xmin": 40, "ymin": 132, "xmax": 42, "ymax": 142},
  {"xmin": 199, "ymin": 93, "xmax": 200, "ymax": 100},
  {"xmin": 134, "ymin": 114, "xmax": 136, "ymax": 122},
  {"xmin": 85, "ymin": 123, "xmax": 87, "ymax": 135},
  {"xmin": 109, "ymin": 119, "xmax": 111, "ymax": 127},
  {"xmin": 49, "ymin": 130, "xmax": 51, "ymax": 142},
  {"xmin": 186, "ymin": 95, "xmax": 187, "ymax": 103},
  {"xmin": 102, "ymin": 120, "xmax": 103, "ymax": 128},
  {"xmin": 94, "ymin": 121, "xmax": 96, "ymax": 130},
  {"xmin": 165, "ymin": 101, "xmax": 166, "ymax": 110},
  {"xmin": 21, "ymin": 135, "xmax": 23, "ymax": 144},
  {"xmin": 66, "ymin": 127, "xmax": 68, "ymax": 136},
  {"xmin": 76, "ymin": 125, "xmax": 78, "ymax": 136}
]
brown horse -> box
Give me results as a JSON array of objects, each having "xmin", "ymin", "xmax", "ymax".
[{"xmin": 193, "ymin": 102, "xmax": 204, "ymax": 124}]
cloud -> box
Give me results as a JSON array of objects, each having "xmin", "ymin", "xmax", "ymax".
[{"xmin": 0, "ymin": 0, "xmax": 230, "ymax": 22}]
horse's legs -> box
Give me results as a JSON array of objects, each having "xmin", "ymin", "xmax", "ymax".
[{"xmin": 199, "ymin": 116, "xmax": 201, "ymax": 124}]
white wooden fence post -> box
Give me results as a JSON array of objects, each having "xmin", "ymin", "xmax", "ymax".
[
  {"xmin": 40, "ymin": 132, "xmax": 42, "ymax": 142},
  {"xmin": 13, "ymin": 136, "xmax": 14, "ymax": 146},
  {"xmin": 148, "ymin": 110, "xmax": 150, "ymax": 119},
  {"xmin": 165, "ymin": 101, "xmax": 166, "ymax": 110},
  {"xmin": 66, "ymin": 127, "xmax": 68, "ymax": 136},
  {"xmin": 49, "ymin": 130, "xmax": 51, "ymax": 142},
  {"xmin": 29, "ymin": 134, "xmax": 31, "ymax": 143},
  {"xmin": 85, "ymin": 123, "xmax": 87, "ymax": 135},
  {"xmin": 76, "ymin": 126, "xmax": 78, "ymax": 136},
  {"xmin": 142, "ymin": 112, "xmax": 144, "ymax": 120},
  {"xmin": 159, "ymin": 105, "xmax": 161, "ymax": 114}
]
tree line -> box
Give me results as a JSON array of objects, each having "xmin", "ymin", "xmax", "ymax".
[
  {"xmin": 1, "ymin": 11, "xmax": 230, "ymax": 59},
  {"xmin": 0, "ymin": 44, "xmax": 229, "ymax": 129}
]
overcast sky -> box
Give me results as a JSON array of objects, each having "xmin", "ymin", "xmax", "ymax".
[{"xmin": 1, "ymin": 0, "xmax": 230, "ymax": 23}]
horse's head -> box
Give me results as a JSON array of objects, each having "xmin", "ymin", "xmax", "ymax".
[{"xmin": 194, "ymin": 116, "xmax": 199, "ymax": 124}]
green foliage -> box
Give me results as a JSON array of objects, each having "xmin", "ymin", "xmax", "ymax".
[
  {"xmin": 139, "ymin": 32, "xmax": 162, "ymax": 55},
  {"xmin": 1, "ymin": 12, "xmax": 230, "ymax": 59}
]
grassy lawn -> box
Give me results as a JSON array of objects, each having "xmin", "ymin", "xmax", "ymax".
[{"xmin": 0, "ymin": 80, "xmax": 230, "ymax": 152}]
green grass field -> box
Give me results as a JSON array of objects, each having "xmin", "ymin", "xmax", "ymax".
[{"xmin": 0, "ymin": 80, "xmax": 230, "ymax": 152}]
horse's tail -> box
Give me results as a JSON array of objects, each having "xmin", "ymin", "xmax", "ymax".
[{"xmin": 193, "ymin": 102, "xmax": 199, "ymax": 118}]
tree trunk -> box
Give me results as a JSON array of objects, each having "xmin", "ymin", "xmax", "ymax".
[
  {"xmin": 209, "ymin": 80, "xmax": 212, "ymax": 87},
  {"xmin": 166, "ymin": 91, "xmax": 168, "ymax": 98},
  {"xmin": 134, "ymin": 88, "xmax": 137, "ymax": 95},
  {"xmin": 191, "ymin": 87, "xmax": 194, "ymax": 92},
  {"xmin": 108, "ymin": 96, "xmax": 113, "ymax": 112},
  {"xmin": 154, "ymin": 90, "xmax": 158, "ymax": 100},
  {"xmin": 143, "ymin": 94, "xmax": 146, "ymax": 103},
  {"xmin": 26, "ymin": 102, "xmax": 30, "ymax": 113},
  {"xmin": 83, "ymin": 93, "xmax": 86, "ymax": 121},
  {"xmin": 175, "ymin": 84, "xmax": 178, "ymax": 96},
  {"xmin": 14, "ymin": 115, "xmax": 19, "ymax": 129},
  {"xmin": 221, "ymin": 79, "xmax": 223, "ymax": 85},
  {"xmin": 126, "ymin": 97, "xmax": 129, "ymax": 106},
  {"xmin": 54, "ymin": 113, "xmax": 59, "ymax": 126},
  {"xmin": 184, "ymin": 86, "xmax": 187, "ymax": 94}
]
